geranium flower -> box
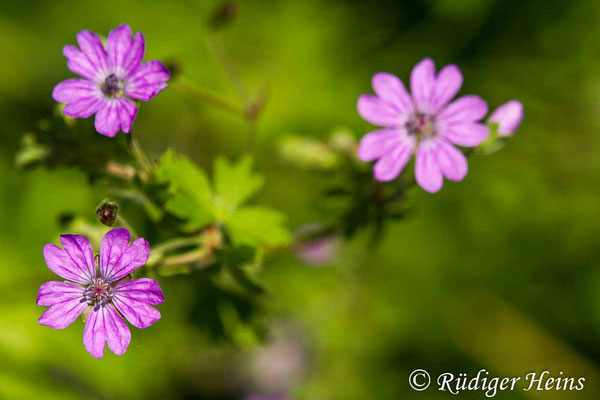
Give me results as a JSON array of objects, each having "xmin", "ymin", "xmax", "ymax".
[
  {"xmin": 489, "ymin": 100, "xmax": 524, "ymax": 136},
  {"xmin": 37, "ymin": 228, "xmax": 164, "ymax": 358},
  {"xmin": 52, "ymin": 24, "xmax": 170, "ymax": 137},
  {"xmin": 357, "ymin": 58, "xmax": 489, "ymax": 193}
]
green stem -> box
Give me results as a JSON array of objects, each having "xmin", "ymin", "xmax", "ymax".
[
  {"xmin": 159, "ymin": 247, "xmax": 211, "ymax": 267},
  {"xmin": 151, "ymin": 235, "xmax": 205, "ymax": 256},
  {"xmin": 116, "ymin": 215, "xmax": 138, "ymax": 238},
  {"xmin": 126, "ymin": 131, "xmax": 152, "ymax": 175},
  {"xmin": 176, "ymin": 77, "xmax": 244, "ymax": 115}
]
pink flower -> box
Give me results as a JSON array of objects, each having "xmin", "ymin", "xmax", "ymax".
[
  {"xmin": 52, "ymin": 24, "xmax": 170, "ymax": 137},
  {"xmin": 357, "ymin": 58, "xmax": 489, "ymax": 193},
  {"xmin": 297, "ymin": 236, "xmax": 339, "ymax": 265},
  {"xmin": 489, "ymin": 100, "xmax": 523, "ymax": 136},
  {"xmin": 37, "ymin": 228, "xmax": 164, "ymax": 358}
]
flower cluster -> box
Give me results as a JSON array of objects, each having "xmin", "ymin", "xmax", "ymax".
[
  {"xmin": 37, "ymin": 228, "xmax": 164, "ymax": 358},
  {"xmin": 357, "ymin": 58, "xmax": 523, "ymax": 192}
]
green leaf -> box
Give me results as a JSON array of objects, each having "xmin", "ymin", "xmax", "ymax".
[
  {"xmin": 226, "ymin": 206, "xmax": 292, "ymax": 247},
  {"xmin": 155, "ymin": 150, "xmax": 214, "ymax": 230},
  {"xmin": 156, "ymin": 150, "xmax": 291, "ymax": 246},
  {"xmin": 213, "ymin": 155, "xmax": 263, "ymax": 217}
]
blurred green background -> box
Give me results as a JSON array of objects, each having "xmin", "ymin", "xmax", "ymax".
[{"xmin": 1, "ymin": 0, "xmax": 600, "ymax": 399}]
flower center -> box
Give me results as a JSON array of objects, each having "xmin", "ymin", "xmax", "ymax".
[
  {"xmin": 83, "ymin": 278, "xmax": 112, "ymax": 310},
  {"xmin": 405, "ymin": 112, "xmax": 436, "ymax": 140},
  {"xmin": 101, "ymin": 74, "xmax": 121, "ymax": 96}
]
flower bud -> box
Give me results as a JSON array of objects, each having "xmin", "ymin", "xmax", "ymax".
[
  {"xmin": 96, "ymin": 200, "xmax": 119, "ymax": 227},
  {"xmin": 489, "ymin": 100, "xmax": 524, "ymax": 136}
]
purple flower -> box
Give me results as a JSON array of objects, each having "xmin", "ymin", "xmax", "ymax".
[
  {"xmin": 52, "ymin": 24, "xmax": 170, "ymax": 137},
  {"xmin": 489, "ymin": 100, "xmax": 523, "ymax": 136},
  {"xmin": 37, "ymin": 228, "xmax": 164, "ymax": 358},
  {"xmin": 357, "ymin": 58, "xmax": 489, "ymax": 193},
  {"xmin": 297, "ymin": 236, "xmax": 339, "ymax": 265}
]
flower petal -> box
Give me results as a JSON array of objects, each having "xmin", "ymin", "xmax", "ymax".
[
  {"xmin": 52, "ymin": 79, "xmax": 101, "ymax": 103},
  {"xmin": 43, "ymin": 234, "xmax": 95, "ymax": 284},
  {"xmin": 37, "ymin": 281, "xmax": 85, "ymax": 306},
  {"xmin": 357, "ymin": 95, "xmax": 402, "ymax": 127},
  {"xmin": 438, "ymin": 121, "xmax": 489, "ymax": 147},
  {"xmin": 373, "ymin": 137, "xmax": 415, "ymax": 181},
  {"xmin": 434, "ymin": 139, "xmax": 467, "ymax": 181},
  {"xmin": 38, "ymin": 282, "xmax": 86, "ymax": 329},
  {"xmin": 112, "ymin": 278, "xmax": 164, "ymax": 329},
  {"xmin": 372, "ymin": 72, "xmax": 413, "ymax": 115},
  {"xmin": 76, "ymin": 30, "xmax": 108, "ymax": 78},
  {"xmin": 438, "ymin": 95, "xmax": 488, "ymax": 124},
  {"xmin": 107, "ymin": 24, "xmax": 145, "ymax": 77},
  {"xmin": 124, "ymin": 60, "xmax": 170, "ymax": 101},
  {"xmin": 83, "ymin": 304, "xmax": 131, "ymax": 358},
  {"xmin": 63, "ymin": 45, "xmax": 102, "ymax": 82},
  {"xmin": 431, "ymin": 64, "xmax": 462, "ymax": 113},
  {"xmin": 60, "ymin": 234, "xmax": 96, "ymax": 280},
  {"xmin": 94, "ymin": 98, "xmax": 138, "ymax": 137},
  {"xmin": 63, "ymin": 95, "xmax": 105, "ymax": 118},
  {"xmin": 415, "ymin": 139, "xmax": 443, "ymax": 193},
  {"xmin": 489, "ymin": 100, "xmax": 524, "ymax": 136},
  {"xmin": 410, "ymin": 58, "xmax": 436, "ymax": 112},
  {"xmin": 100, "ymin": 228, "xmax": 150, "ymax": 283},
  {"xmin": 357, "ymin": 129, "xmax": 405, "ymax": 162}
]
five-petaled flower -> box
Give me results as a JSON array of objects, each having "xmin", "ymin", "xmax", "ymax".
[
  {"xmin": 52, "ymin": 24, "xmax": 170, "ymax": 137},
  {"xmin": 357, "ymin": 58, "xmax": 489, "ymax": 193},
  {"xmin": 37, "ymin": 228, "xmax": 164, "ymax": 358}
]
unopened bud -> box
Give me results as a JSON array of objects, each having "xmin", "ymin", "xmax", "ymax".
[{"xmin": 96, "ymin": 200, "xmax": 119, "ymax": 227}]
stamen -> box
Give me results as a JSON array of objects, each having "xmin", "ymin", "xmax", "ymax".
[
  {"xmin": 83, "ymin": 278, "xmax": 113, "ymax": 307},
  {"xmin": 102, "ymin": 74, "xmax": 121, "ymax": 96},
  {"xmin": 405, "ymin": 112, "xmax": 436, "ymax": 140}
]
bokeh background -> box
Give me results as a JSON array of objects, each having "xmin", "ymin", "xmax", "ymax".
[{"xmin": 1, "ymin": 0, "xmax": 600, "ymax": 399}]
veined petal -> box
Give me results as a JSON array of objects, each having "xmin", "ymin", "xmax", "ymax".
[
  {"xmin": 122, "ymin": 32, "xmax": 145, "ymax": 77},
  {"xmin": 434, "ymin": 139, "xmax": 468, "ymax": 181},
  {"xmin": 357, "ymin": 128, "xmax": 405, "ymax": 162},
  {"xmin": 63, "ymin": 95, "xmax": 105, "ymax": 118},
  {"xmin": 100, "ymin": 228, "xmax": 150, "ymax": 283},
  {"xmin": 112, "ymin": 278, "xmax": 164, "ymax": 329},
  {"xmin": 438, "ymin": 121, "xmax": 489, "ymax": 147},
  {"xmin": 489, "ymin": 100, "xmax": 524, "ymax": 136},
  {"xmin": 60, "ymin": 235, "xmax": 96, "ymax": 281},
  {"xmin": 76, "ymin": 30, "xmax": 108, "ymax": 77},
  {"xmin": 415, "ymin": 139, "xmax": 443, "ymax": 193},
  {"xmin": 52, "ymin": 79, "xmax": 100, "ymax": 103},
  {"xmin": 124, "ymin": 60, "xmax": 169, "ymax": 101},
  {"xmin": 43, "ymin": 235, "xmax": 95, "ymax": 284},
  {"xmin": 373, "ymin": 139, "xmax": 415, "ymax": 182},
  {"xmin": 357, "ymin": 95, "xmax": 402, "ymax": 127},
  {"xmin": 37, "ymin": 281, "xmax": 85, "ymax": 306},
  {"xmin": 38, "ymin": 282, "xmax": 86, "ymax": 329},
  {"xmin": 431, "ymin": 64, "xmax": 462, "ymax": 113},
  {"xmin": 438, "ymin": 95, "xmax": 488, "ymax": 124},
  {"xmin": 83, "ymin": 304, "xmax": 131, "ymax": 358},
  {"xmin": 107, "ymin": 24, "xmax": 145, "ymax": 77},
  {"xmin": 372, "ymin": 72, "xmax": 413, "ymax": 115},
  {"xmin": 94, "ymin": 98, "xmax": 138, "ymax": 137},
  {"xmin": 63, "ymin": 45, "xmax": 102, "ymax": 82},
  {"xmin": 410, "ymin": 58, "xmax": 436, "ymax": 112}
]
